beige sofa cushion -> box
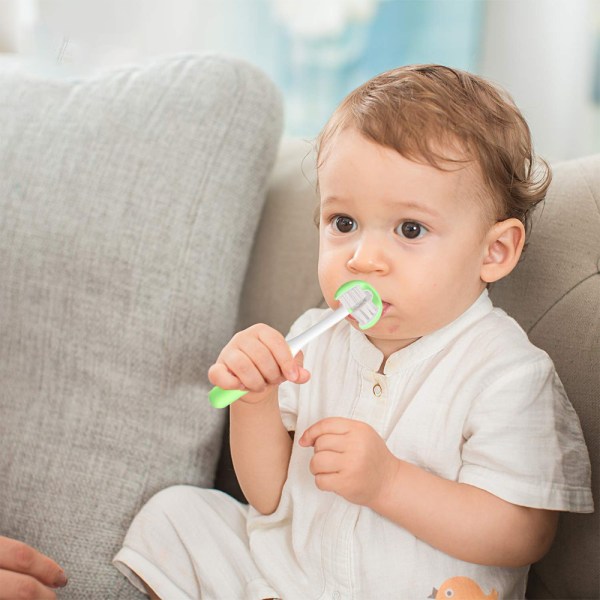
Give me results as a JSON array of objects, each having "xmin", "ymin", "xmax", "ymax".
[
  {"xmin": 490, "ymin": 155, "xmax": 599, "ymax": 599},
  {"xmin": 238, "ymin": 138, "xmax": 322, "ymax": 333}
]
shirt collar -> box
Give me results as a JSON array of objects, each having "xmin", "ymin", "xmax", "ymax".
[{"xmin": 348, "ymin": 289, "xmax": 494, "ymax": 374}]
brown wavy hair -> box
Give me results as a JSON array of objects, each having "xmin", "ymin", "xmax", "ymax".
[{"xmin": 316, "ymin": 64, "xmax": 551, "ymax": 235}]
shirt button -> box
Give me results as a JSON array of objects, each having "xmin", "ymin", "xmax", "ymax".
[
  {"xmin": 332, "ymin": 592, "xmax": 341, "ymax": 600},
  {"xmin": 373, "ymin": 383, "xmax": 383, "ymax": 397}
]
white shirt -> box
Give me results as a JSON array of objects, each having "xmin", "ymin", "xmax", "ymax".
[{"xmin": 247, "ymin": 290, "xmax": 593, "ymax": 599}]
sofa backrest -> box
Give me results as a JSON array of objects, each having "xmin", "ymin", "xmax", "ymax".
[
  {"xmin": 238, "ymin": 138, "xmax": 322, "ymax": 333},
  {"xmin": 490, "ymin": 155, "xmax": 599, "ymax": 600},
  {"xmin": 240, "ymin": 143, "xmax": 599, "ymax": 599}
]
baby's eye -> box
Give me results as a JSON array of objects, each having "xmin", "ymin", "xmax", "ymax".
[
  {"xmin": 332, "ymin": 215, "xmax": 357, "ymax": 233},
  {"xmin": 395, "ymin": 221, "xmax": 428, "ymax": 239}
]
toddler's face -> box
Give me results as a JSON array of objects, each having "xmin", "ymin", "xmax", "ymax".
[{"xmin": 317, "ymin": 127, "xmax": 495, "ymax": 359}]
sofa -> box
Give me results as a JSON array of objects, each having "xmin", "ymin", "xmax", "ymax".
[{"xmin": 0, "ymin": 53, "xmax": 597, "ymax": 599}]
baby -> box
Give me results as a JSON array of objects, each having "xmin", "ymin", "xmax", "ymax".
[{"xmin": 114, "ymin": 65, "xmax": 593, "ymax": 599}]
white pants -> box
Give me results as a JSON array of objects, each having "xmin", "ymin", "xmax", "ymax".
[{"xmin": 113, "ymin": 486, "xmax": 280, "ymax": 600}]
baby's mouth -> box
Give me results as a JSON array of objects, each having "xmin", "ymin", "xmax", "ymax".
[{"xmin": 348, "ymin": 301, "xmax": 391, "ymax": 322}]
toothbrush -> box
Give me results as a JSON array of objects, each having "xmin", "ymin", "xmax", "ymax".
[{"xmin": 209, "ymin": 280, "xmax": 383, "ymax": 409}]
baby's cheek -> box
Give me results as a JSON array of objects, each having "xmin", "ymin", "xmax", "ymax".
[{"xmin": 316, "ymin": 263, "xmax": 336, "ymax": 305}]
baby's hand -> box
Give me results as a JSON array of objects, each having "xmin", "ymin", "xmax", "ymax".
[
  {"xmin": 299, "ymin": 417, "xmax": 399, "ymax": 507},
  {"xmin": 207, "ymin": 324, "xmax": 311, "ymax": 404}
]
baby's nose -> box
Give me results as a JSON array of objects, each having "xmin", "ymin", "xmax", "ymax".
[{"xmin": 347, "ymin": 238, "xmax": 388, "ymax": 273}]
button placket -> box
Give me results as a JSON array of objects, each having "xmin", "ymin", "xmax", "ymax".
[
  {"xmin": 367, "ymin": 374, "xmax": 389, "ymax": 436},
  {"xmin": 372, "ymin": 373, "xmax": 387, "ymax": 399}
]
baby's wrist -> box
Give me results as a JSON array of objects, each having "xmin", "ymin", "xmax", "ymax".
[
  {"xmin": 368, "ymin": 456, "xmax": 404, "ymax": 512},
  {"xmin": 234, "ymin": 387, "xmax": 279, "ymax": 409}
]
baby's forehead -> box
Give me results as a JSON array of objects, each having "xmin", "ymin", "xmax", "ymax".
[
  {"xmin": 320, "ymin": 125, "xmax": 471, "ymax": 170},
  {"xmin": 320, "ymin": 130, "xmax": 485, "ymax": 187},
  {"xmin": 318, "ymin": 146, "xmax": 496, "ymax": 224}
]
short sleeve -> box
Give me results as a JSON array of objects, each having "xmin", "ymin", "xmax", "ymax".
[
  {"xmin": 278, "ymin": 309, "xmax": 324, "ymax": 432},
  {"xmin": 460, "ymin": 357, "xmax": 594, "ymax": 513}
]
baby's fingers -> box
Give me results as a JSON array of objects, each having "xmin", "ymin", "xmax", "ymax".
[
  {"xmin": 217, "ymin": 346, "xmax": 273, "ymax": 392},
  {"xmin": 251, "ymin": 325, "xmax": 300, "ymax": 382},
  {"xmin": 208, "ymin": 324, "xmax": 308, "ymax": 395},
  {"xmin": 207, "ymin": 363, "xmax": 245, "ymax": 391},
  {"xmin": 291, "ymin": 351, "xmax": 311, "ymax": 384},
  {"xmin": 244, "ymin": 330, "xmax": 311, "ymax": 385},
  {"xmin": 235, "ymin": 334, "xmax": 287, "ymax": 386}
]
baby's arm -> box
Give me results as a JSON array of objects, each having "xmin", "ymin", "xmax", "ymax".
[
  {"xmin": 369, "ymin": 457, "xmax": 558, "ymax": 567},
  {"xmin": 300, "ymin": 417, "xmax": 558, "ymax": 567},
  {"xmin": 208, "ymin": 324, "xmax": 310, "ymax": 515}
]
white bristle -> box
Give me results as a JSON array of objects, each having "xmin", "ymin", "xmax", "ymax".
[
  {"xmin": 338, "ymin": 286, "xmax": 377, "ymax": 326},
  {"xmin": 286, "ymin": 283, "xmax": 379, "ymax": 356}
]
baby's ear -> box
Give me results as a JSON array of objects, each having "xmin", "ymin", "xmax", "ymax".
[{"xmin": 480, "ymin": 218, "xmax": 525, "ymax": 283}]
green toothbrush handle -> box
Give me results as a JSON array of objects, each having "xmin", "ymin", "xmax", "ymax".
[{"xmin": 209, "ymin": 386, "xmax": 248, "ymax": 409}]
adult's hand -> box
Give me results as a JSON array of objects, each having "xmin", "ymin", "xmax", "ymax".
[{"xmin": 0, "ymin": 536, "xmax": 68, "ymax": 599}]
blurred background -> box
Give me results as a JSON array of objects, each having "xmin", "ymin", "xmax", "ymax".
[{"xmin": 0, "ymin": 0, "xmax": 598, "ymax": 161}]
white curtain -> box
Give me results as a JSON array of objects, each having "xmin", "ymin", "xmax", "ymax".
[
  {"xmin": 480, "ymin": 0, "xmax": 598, "ymax": 161},
  {"xmin": 4, "ymin": 0, "xmax": 598, "ymax": 158},
  {"xmin": 0, "ymin": 0, "xmax": 19, "ymax": 52}
]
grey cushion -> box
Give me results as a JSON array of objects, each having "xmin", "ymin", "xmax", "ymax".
[{"xmin": 0, "ymin": 54, "xmax": 282, "ymax": 598}]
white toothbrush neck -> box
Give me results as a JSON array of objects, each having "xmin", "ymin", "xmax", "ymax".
[{"xmin": 288, "ymin": 306, "xmax": 349, "ymax": 356}]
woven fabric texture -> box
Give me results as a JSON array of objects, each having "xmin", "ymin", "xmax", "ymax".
[{"xmin": 0, "ymin": 54, "xmax": 282, "ymax": 598}]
